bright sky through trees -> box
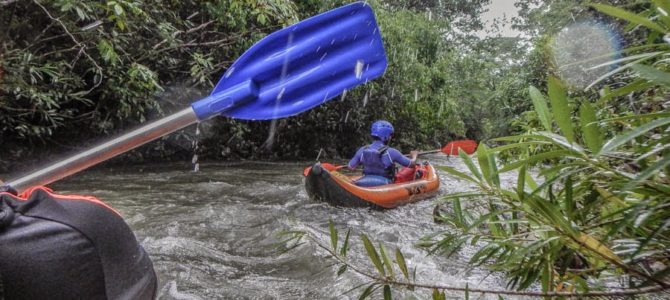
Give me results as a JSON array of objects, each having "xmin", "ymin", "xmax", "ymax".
[{"xmin": 479, "ymin": 0, "xmax": 522, "ymax": 37}]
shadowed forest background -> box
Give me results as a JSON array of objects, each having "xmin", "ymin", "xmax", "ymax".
[{"xmin": 1, "ymin": 0, "xmax": 553, "ymax": 172}]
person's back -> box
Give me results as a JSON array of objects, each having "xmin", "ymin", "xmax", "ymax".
[
  {"xmin": 0, "ymin": 185, "xmax": 157, "ymax": 300},
  {"xmin": 348, "ymin": 120, "xmax": 417, "ymax": 187}
]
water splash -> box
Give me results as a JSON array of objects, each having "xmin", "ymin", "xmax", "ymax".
[
  {"xmin": 266, "ymin": 32, "xmax": 293, "ymax": 150},
  {"xmin": 265, "ymin": 46, "xmax": 295, "ymax": 61},
  {"xmin": 355, "ymin": 59, "xmax": 365, "ymax": 79},
  {"xmin": 192, "ymin": 123, "xmax": 200, "ymax": 172},
  {"xmin": 277, "ymin": 87, "xmax": 285, "ymax": 101},
  {"xmin": 340, "ymin": 89, "xmax": 347, "ymax": 102},
  {"xmin": 224, "ymin": 67, "xmax": 235, "ymax": 78},
  {"xmin": 362, "ymin": 91, "xmax": 369, "ymax": 107},
  {"xmin": 54, "ymin": 159, "xmax": 520, "ymax": 299},
  {"xmin": 315, "ymin": 148, "xmax": 324, "ymax": 161},
  {"xmin": 263, "ymin": 119, "xmax": 278, "ymax": 151},
  {"xmin": 438, "ymin": 100, "xmax": 444, "ymax": 118},
  {"xmin": 344, "ymin": 110, "xmax": 350, "ymax": 123}
]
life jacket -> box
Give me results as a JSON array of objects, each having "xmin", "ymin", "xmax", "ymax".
[{"xmin": 361, "ymin": 144, "xmax": 395, "ymax": 180}]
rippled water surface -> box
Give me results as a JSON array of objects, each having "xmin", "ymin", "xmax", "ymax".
[{"xmin": 50, "ymin": 155, "xmax": 521, "ymax": 299}]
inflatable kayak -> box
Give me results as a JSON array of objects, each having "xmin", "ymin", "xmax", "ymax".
[{"xmin": 304, "ymin": 162, "xmax": 440, "ymax": 209}]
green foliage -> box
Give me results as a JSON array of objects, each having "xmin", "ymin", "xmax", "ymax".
[
  {"xmin": 529, "ymin": 86, "xmax": 552, "ymax": 132},
  {"xmin": 432, "ymin": 288, "xmax": 446, "ymax": 300},
  {"xmin": 395, "ymin": 248, "xmax": 409, "ymax": 280},
  {"xmin": 196, "ymin": 0, "xmax": 524, "ymax": 161},
  {"xmin": 0, "ymin": 0, "xmax": 301, "ymax": 170},
  {"xmin": 323, "ymin": 222, "xmax": 419, "ymax": 299},
  {"xmin": 329, "ymin": 219, "xmax": 338, "ymax": 252},
  {"xmin": 578, "ymin": 100, "xmax": 602, "ymax": 153},
  {"xmin": 423, "ymin": 2, "xmax": 670, "ymax": 293},
  {"xmin": 591, "ymin": 3, "xmax": 667, "ymax": 33},
  {"xmin": 361, "ymin": 234, "xmax": 386, "ymax": 277},
  {"xmin": 1, "ymin": 0, "xmax": 528, "ymax": 172},
  {"xmin": 431, "ymin": 76, "xmax": 669, "ymax": 292},
  {"xmin": 547, "ymin": 77, "xmax": 574, "ymax": 143},
  {"xmin": 281, "ymin": 0, "xmax": 670, "ymax": 298}
]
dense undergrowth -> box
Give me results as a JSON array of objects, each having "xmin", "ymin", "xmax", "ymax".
[
  {"xmin": 1, "ymin": 0, "xmax": 509, "ymax": 173},
  {"xmin": 281, "ymin": 0, "xmax": 670, "ymax": 298}
]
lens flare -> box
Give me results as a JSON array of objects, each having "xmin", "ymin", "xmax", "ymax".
[{"xmin": 550, "ymin": 22, "xmax": 622, "ymax": 90}]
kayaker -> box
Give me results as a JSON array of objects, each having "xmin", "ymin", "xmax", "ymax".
[
  {"xmin": 348, "ymin": 120, "xmax": 419, "ymax": 187},
  {"xmin": 0, "ymin": 181, "xmax": 157, "ymax": 300}
]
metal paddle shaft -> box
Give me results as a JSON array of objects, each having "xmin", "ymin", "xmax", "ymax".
[
  {"xmin": 7, "ymin": 108, "xmax": 198, "ymax": 192},
  {"xmin": 415, "ymin": 149, "xmax": 442, "ymax": 156},
  {"xmin": 6, "ymin": 2, "xmax": 387, "ymax": 194},
  {"xmin": 404, "ymin": 140, "xmax": 479, "ymax": 157}
]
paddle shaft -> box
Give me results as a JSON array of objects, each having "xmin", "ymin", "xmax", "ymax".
[
  {"xmin": 417, "ymin": 149, "xmax": 442, "ymax": 156},
  {"xmin": 5, "ymin": 3, "xmax": 386, "ymax": 194},
  {"xmin": 406, "ymin": 140, "xmax": 478, "ymax": 157},
  {"xmin": 402, "ymin": 149, "xmax": 441, "ymax": 156},
  {"xmin": 7, "ymin": 108, "xmax": 198, "ymax": 193}
]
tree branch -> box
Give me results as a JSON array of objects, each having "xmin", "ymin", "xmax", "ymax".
[
  {"xmin": 305, "ymin": 233, "xmax": 669, "ymax": 298},
  {"xmin": 32, "ymin": 0, "xmax": 103, "ymax": 93},
  {"xmin": 152, "ymin": 20, "xmax": 215, "ymax": 50},
  {"xmin": 0, "ymin": 0, "xmax": 20, "ymax": 6}
]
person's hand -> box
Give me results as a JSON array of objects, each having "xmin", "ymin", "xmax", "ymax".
[
  {"xmin": 0, "ymin": 183, "xmax": 18, "ymax": 196},
  {"xmin": 410, "ymin": 150, "xmax": 419, "ymax": 160}
]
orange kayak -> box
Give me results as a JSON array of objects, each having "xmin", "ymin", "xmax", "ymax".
[{"xmin": 304, "ymin": 162, "xmax": 440, "ymax": 209}]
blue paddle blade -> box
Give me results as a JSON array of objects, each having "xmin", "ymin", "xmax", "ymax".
[{"xmin": 191, "ymin": 2, "xmax": 387, "ymax": 121}]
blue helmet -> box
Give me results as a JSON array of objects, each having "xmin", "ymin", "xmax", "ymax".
[{"xmin": 371, "ymin": 120, "xmax": 394, "ymax": 142}]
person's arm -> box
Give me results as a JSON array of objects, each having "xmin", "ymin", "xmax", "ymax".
[
  {"xmin": 409, "ymin": 150, "xmax": 418, "ymax": 166},
  {"xmin": 348, "ymin": 147, "xmax": 364, "ymax": 170},
  {"xmin": 388, "ymin": 148, "xmax": 417, "ymax": 167}
]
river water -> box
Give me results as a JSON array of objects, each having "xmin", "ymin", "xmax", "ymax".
[{"xmin": 48, "ymin": 154, "xmax": 520, "ymax": 299}]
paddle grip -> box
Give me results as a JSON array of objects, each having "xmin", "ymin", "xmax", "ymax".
[{"xmin": 191, "ymin": 80, "xmax": 259, "ymax": 121}]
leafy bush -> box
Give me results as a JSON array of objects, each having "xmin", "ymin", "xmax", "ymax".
[
  {"xmin": 430, "ymin": 1, "xmax": 670, "ymax": 294},
  {"xmin": 1, "ymin": 0, "xmax": 530, "ymax": 173},
  {"xmin": 280, "ymin": 1, "xmax": 670, "ymax": 298}
]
